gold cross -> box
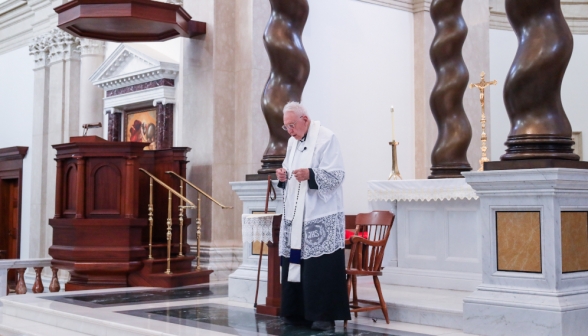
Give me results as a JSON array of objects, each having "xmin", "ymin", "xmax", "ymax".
[
  {"xmin": 470, "ymin": 71, "xmax": 497, "ymax": 109},
  {"xmin": 470, "ymin": 71, "xmax": 497, "ymax": 171}
]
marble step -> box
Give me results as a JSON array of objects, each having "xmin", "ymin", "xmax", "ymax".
[
  {"xmin": 0, "ymin": 299, "xmax": 167, "ymax": 336},
  {"xmin": 355, "ymin": 281, "xmax": 471, "ymax": 330},
  {"xmin": 0, "ymin": 310, "xmax": 90, "ymax": 336}
]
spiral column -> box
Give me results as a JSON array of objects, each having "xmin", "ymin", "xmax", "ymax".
[
  {"xmin": 500, "ymin": 0, "xmax": 578, "ymax": 162},
  {"xmin": 428, "ymin": 0, "xmax": 472, "ymax": 179},
  {"xmin": 258, "ymin": 0, "xmax": 310, "ymax": 174}
]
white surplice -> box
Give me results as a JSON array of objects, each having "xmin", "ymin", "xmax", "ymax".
[{"xmin": 279, "ymin": 121, "xmax": 346, "ymax": 282}]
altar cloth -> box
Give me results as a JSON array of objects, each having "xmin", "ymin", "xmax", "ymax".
[
  {"xmin": 367, "ymin": 179, "xmax": 478, "ymax": 202},
  {"xmin": 241, "ymin": 214, "xmax": 276, "ymax": 244}
]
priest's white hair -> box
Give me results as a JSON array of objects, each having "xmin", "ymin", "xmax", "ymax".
[{"xmin": 283, "ymin": 101, "xmax": 310, "ymax": 118}]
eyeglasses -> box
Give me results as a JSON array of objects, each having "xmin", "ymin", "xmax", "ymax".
[{"xmin": 282, "ymin": 116, "xmax": 303, "ymax": 131}]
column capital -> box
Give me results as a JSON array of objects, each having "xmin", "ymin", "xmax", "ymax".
[
  {"xmin": 45, "ymin": 28, "xmax": 81, "ymax": 64},
  {"xmin": 29, "ymin": 34, "xmax": 50, "ymax": 69},
  {"xmin": 153, "ymin": 98, "xmax": 176, "ymax": 106},
  {"xmin": 80, "ymin": 38, "xmax": 106, "ymax": 57},
  {"xmin": 105, "ymin": 107, "xmax": 124, "ymax": 115}
]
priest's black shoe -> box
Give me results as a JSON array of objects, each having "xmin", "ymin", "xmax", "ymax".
[
  {"xmin": 310, "ymin": 321, "xmax": 335, "ymax": 331},
  {"xmin": 281, "ymin": 316, "xmax": 309, "ymax": 326}
]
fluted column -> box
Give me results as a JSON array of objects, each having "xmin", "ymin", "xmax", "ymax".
[
  {"xmin": 27, "ymin": 29, "xmax": 81, "ymax": 258},
  {"xmin": 46, "ymin": 29, "xmax": 81, "ymax": 255},
  {"xmin": 428, "ymin": 0, "xmax": 472, "ymax": 179},
  {"xmin": 79, "ymin": 38, "xmax": 106, "ymax": 136},
  {"xmin": 258, "ymin": 0, "xmax": 310, "ymax": 174},
  {"xmin": 500, "ymin": 0, "xmax": 577, "ymax": 161},
  {"xmin": 28, "ymin": 34, "xmax": 51, "ymax": 258}
]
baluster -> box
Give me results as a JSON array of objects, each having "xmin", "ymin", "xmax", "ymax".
[
  {"xmin": 179, "ymin": 182, "xmax": 184, "ymax": 257},
  {"xmin": 49, "ymin": 267, "xmax": 60, "ymax": 292},
  {"xmin": 165, "ymin": 190, "xmax": 173, "ymax": 275},
  {"xmin": 196, "ymin": 193, "xmax": 202, "ymax": 270},
  {"xmin": 148, "ymin": 177, "xmax": 154, "ymax": 259},
  {"xmin": 15, "ymin": 268, "xmax": 26, "ymax": 294},
  {"xmin": 32, "ymin": 267, "xmax": 44, "ymax": 293}
]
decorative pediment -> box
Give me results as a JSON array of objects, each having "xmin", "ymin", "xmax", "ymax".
[{"xmin": 90, "ymin": 43, "xmax": 179, "ymax": 90}]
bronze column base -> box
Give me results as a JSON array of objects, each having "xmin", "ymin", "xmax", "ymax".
[
  {"xmin": 429, "ymin": 164, "xmax": 472, "ymax": 179},
  {"xmin": 501, "ymin": 135, "xmax": 578, "ymax": 161},
  {"xmin": 258, "ymin": 155, "xmax": 286, "ymax": 174}
]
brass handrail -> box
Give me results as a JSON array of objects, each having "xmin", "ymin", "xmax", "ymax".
[
  {"xmin": 166, "ymin": 171, "xmax": 233, "ymax": 270},
  {"xmin": 139, "ymin": 168, "xmax": 195, "ymax": 275},
  {"xmin": 140, "ymin": 169, "xmax": 195, "ymax": 207},
  {"xmin": 166, "ymin": 171, "xmax": 233, "ymax": 209}
]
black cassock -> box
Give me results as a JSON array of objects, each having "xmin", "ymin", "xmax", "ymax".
[{"xmin": 280, "ymin": 248, "xmax": 351, "ymax": 322}]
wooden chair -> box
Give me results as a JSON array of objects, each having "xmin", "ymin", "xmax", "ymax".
[{"xmin": 345, "ymin": 210, "xmax": 395, "ymax": 326}]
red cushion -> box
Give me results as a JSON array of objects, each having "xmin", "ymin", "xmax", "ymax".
[{"xmin": 345, "ymin": 230, "xmax": 368, "ymax": 240}]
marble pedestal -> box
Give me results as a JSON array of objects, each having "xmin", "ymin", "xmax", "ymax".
[
  {"xmin": 228, "ymin": 180, "xmax": 283, "ymax": 304},
  {"xmin": 463, "ymin": 169, "xmax": 588, "ymax": 336}
]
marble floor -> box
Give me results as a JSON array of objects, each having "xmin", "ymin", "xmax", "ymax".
[{"xmin": 0, "ymin": 283, "xmax": 477, "ymax": 336}]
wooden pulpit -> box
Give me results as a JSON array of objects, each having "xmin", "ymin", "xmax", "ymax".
[
  {"xmin": 49, "ymin": 136, "xmax": 197, "ymax": 290},
  {"xmin": 49, "ymin": 136, "xmax": 147, "ymax": 290}
]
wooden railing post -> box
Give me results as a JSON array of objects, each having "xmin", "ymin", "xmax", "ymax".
[
  {"xmin": 15, "ymin": 268, "xmax": 26, "ymax": 294},
  {"xmin": 49, "ymin": 267, "xmax": 60, "ymax": 292},
  {"xmin": 32, "ymin": 267, "xmax": 44, "ymax": 293}
]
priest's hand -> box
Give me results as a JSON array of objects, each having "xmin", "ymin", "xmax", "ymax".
[
  {"xmin": 292, "ymin": 168, "xmax": 310, "ymax": 182},
  {"xmin": 276, "ymin": 168, "xmax": 288, "ymax": 182}
]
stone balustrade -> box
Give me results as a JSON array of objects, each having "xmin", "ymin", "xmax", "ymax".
[{"xmin": 0, "ymin": 259, "xmax": 60, "ymax": 297}]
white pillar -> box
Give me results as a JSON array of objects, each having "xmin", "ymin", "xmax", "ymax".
[
  {"xmin": 79, "ymin": 38, "xmax": 105, "ymax": 136},
  {"xmin": 28, "ymin": 35, "xmax": 50, "ymax": 258},
  {"xmin": 44, "ymin": 29, "xmax": 81, "ymax": 256}
]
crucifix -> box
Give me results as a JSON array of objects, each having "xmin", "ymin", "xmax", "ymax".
[{"xmin": 470, "ymin": 71, "xmax": 497, "ymax": 171}]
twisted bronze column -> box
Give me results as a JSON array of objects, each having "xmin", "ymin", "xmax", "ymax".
[
  {"xmin": 500, "ymin": 0, "xmax": 578, "ymax": 162},
  {"xmin": 428, "ymin": 0, "xmax": 472, "ymax": 179},
  {"xmin": 258, "ymin": 0, "xmax": 310, "ymax": 174}
]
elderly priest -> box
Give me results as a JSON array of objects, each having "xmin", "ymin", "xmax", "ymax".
[{"xmin": 276, "ymin": 102, "xmax": 350, "ymax": 331}]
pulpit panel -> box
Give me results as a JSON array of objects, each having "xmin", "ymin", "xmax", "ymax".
[
  {"xmin": 64, "ymin": 163, "xmax": 78, "ymax": 216},
  {"xmin": 88, "ymin": 163, "xmax": 122, "ymax": 216}
]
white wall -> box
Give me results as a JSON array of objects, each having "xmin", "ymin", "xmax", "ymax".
[
  {"xmin": 303, "ymin": 0, "xmax": 414, "ymax": 214},
  {"xmin": 490, "ymin": 29, "xmax": 588, "ymax": 161},
  {"xmin": 562, "ymin": 34, "xmax": 588, "ymax": 160},
  {"xmin": 0, "ymin": 46, "xmax": 35, "ymax": 258}
]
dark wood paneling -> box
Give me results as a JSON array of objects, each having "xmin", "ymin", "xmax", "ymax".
[
  {"xmin": 0, "ymin": 146, "xmax": 28, "ymax": 288},
  {"xmin": 90, "ymin": 164, "xmax": 121, "ymax": 215},
  {"xmin": 64, "ymin": 164, "xmax": 78, "ymax": 215}
]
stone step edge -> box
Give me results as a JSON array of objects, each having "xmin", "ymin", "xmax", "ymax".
[{"xmin": 0, "ymin": 299, "xmax": 174, "ymax": 336}]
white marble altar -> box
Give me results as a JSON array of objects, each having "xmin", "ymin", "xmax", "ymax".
[
  {"xmin": 463, "ymin": 169, "xmax": 588, "ymax": 336},
  {"xmin": 228, "ymin": 180, "xmax": 283, "ymax": 304},
  {"xmin": 368, "ymin": 179, "xmax": 482, "ymax": 291}
]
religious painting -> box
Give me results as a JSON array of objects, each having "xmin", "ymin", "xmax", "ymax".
[
  {"xmin": 124, "ymin": 109, "xmax": 157, "ymax": 150},
  {"xmin": 573, "ymin": 131, "xmax": 583, "ymax": 160}
]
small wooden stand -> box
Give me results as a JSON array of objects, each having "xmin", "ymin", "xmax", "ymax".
[{"xmin": 255, "ymin": 215, "xmax": 282, "ymax": 316}]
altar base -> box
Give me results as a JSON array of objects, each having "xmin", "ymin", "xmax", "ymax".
[
  {"xmin": 463, "ymin": 169, "xmax": 588, "ymax": 336},
  {"xmin": 368, "ymin": 179, "xmax": 482, "ymax": 292}
]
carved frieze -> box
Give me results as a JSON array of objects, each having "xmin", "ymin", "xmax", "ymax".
[{"xmin": 106, "ymin": 79, "xmax": 175, "ymax": 97}]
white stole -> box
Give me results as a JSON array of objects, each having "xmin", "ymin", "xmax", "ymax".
[{"xmin": 284, "ymin": 120, "xmax": 321, "ymax": 282}]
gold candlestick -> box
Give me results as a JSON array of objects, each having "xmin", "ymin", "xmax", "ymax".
[
  {"xmin": 470, "ymin": 71, "xmax": 497, "ymax": 171},
  {"xmin": 388, "ymin": 141, "xmax": 402, "ymax": 180}
]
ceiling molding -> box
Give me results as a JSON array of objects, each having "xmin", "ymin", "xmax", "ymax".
[
  {"xmin": 355, "ymin": 0, "xmax": 431, "ymax": 13},
  {"xmin": 490, "ymin": 0, "xmax": 588, "ymax": 34}
]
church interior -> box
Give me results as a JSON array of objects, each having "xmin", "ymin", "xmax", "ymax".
[{"xmin": 1, "ymin": 0, "xmax": 588, "ymax": 335}]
